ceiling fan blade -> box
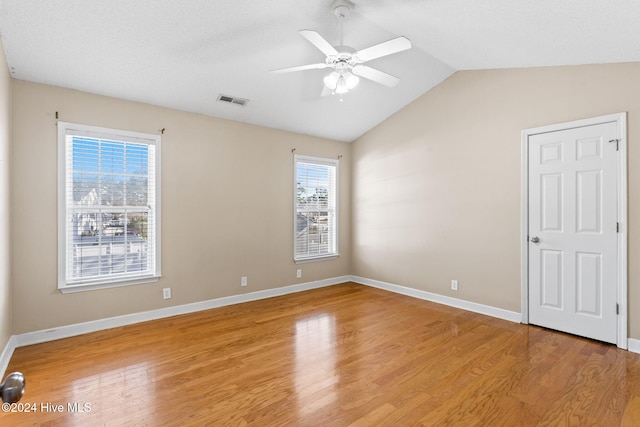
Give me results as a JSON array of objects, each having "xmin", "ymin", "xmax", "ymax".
[
  {"xmin": 352, "ymin": 65, "xmax": 400, "ymax": 87},
  {"xmin": 354, "ymin": 36, "xmax": 412, "ymax": 63},
  {"xmin": 299, "ymin": 30, "xmax": 339, "ymax": 57},
  {"xmin": 271, "ymin": 63, "xmax": 329, "ymax": 73}
]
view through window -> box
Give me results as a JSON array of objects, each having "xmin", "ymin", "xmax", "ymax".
[
  {"xmin": 294, "ymin": 155, "xmax": 338, "ymax": 261},
  {"xmin": 58, "ymin": 122, "xmax": 161, "ymax": 290}
]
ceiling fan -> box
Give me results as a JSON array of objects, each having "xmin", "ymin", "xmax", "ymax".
[{"xmin": 271, "ymin": 0, "xmax": 412, "ymax": 100}]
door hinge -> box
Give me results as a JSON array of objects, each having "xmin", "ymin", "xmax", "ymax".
[
  {"xmin": 617, "ymin": 222, "xmax": 620, "ymax": 233},
  {"xmin": 609, "ymin": 139, "xmax": 620, "ymax": 151},
  {"xmin": 616, "ymin": 303, "xmax": 619, "ymax": 315}
]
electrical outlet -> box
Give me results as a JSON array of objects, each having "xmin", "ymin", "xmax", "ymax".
[
  {"xmin": 162, "ymin": 288, "xmax": 171, "ymax": 299},
  {"xmin": 296, "ymin": 269, "xmax": 302, "ymax": 278},
  {"xmin": 451, "ymin": 280, "xmax": 458, "ymax": 291},
  {"xmin": 241, "ymin": 276, "xmax": 247, "ymax": 287}
]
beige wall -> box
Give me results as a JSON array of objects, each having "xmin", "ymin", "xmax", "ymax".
[
  {"xmin": 10, "ymin": 80, "xmax": 351, "ymax": 334},
  {"xmin": 0, "ymin": 40, "xmax": 11, "ymax": 356},
  {"xmin": 352, "ymin": 62, "xmax": 640, "ymax": 338},
  {"xmin": 8, "ymin": 62, "xmax": 640, "ymax": 341}
]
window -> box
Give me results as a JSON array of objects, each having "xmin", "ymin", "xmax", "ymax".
[
  {"xmin": 58, "ymin": 122, "xmax": 161, "ymax": 292},
  {"xmin": 294, "ymin": 155, "xmax": 338, "ymax": 262}
]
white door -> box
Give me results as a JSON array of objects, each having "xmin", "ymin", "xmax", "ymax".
[{"xmin": 528, "ymin": 121, "xmax": 618, "ymax": 344}]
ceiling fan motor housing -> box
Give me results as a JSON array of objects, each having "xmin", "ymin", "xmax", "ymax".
[{"xmin": 326, "ymin": 50, "xmax": 356, "ymax": 71}]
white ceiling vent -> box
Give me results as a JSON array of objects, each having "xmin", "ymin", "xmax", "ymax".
[{"xmin": 217, "ymin": 94, "xmax": 249, "ymax": 107}]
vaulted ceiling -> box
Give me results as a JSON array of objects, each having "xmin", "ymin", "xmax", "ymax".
[{"xmin": 1, "ymin": 0, "xmax": 639, "ymax": 142}]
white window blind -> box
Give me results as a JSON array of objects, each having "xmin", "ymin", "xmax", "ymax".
[
  {"xmin": 294, "ymin": 155, "xmax": 338, "ymax": 262},
  {"xmin": 58, "ymin": 122, "xmax": 161, "ymax": 291}
]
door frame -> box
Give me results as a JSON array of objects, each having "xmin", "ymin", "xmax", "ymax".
[{"xmin": 520, "ymin": 112, "xmax": 628, "ymax": 349}]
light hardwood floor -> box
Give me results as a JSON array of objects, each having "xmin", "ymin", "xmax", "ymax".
[{"xmin": 2, "ymin": 282, "xmax": 640, "ymax": 426}]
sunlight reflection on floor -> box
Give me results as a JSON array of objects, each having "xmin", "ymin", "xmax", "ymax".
[{"xmin": 295, "ymin": 313, "xmax": 338, "ymax": 416}]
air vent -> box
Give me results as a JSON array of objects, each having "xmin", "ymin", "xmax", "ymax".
[{"xmin": 217, "ymin": 94, "xmax": 249, "ymax": 107}]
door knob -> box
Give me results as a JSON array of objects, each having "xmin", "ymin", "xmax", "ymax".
[
  {"xmin": 530, "ymin": 236, "xmax": 540, "ymax": 243},
  {"xmin": 1, "ymin": 372, "xmax": 25, "ymax": 404}
]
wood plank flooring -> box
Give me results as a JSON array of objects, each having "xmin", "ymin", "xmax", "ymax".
[{"xmin": 2, "ymin": 282, "xmax": 640, "ymax": 426}]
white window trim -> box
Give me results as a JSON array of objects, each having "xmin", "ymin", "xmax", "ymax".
[
  {"xmin": 293, "ymin": 154, "xmax": 339, "ymax": 263},
  {"xmin": 57, "ymin": 121, "xmax": 162, "ymax": 293}
]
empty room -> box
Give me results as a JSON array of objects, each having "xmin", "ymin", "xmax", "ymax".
[{"xmin": 1, "ymin": 0, "xmax": 640, "ymax": 425}]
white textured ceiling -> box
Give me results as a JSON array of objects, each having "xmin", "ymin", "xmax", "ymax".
[{"xmin": 1, "ymin": 0, "xmax": 639, "ymax": 142}]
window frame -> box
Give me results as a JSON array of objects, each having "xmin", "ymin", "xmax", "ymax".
[
  {"xmin": 293, "ymin": 154, "xmax": 339, "ymax": 263},
  {"xmin": 57, "ymin": 121, "xmax": 162, "ymax": 293}
]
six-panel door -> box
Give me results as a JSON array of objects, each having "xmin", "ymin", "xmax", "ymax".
[{"xmin": 528, "ymin": 122, "xmax": 618, "ymax": 344}]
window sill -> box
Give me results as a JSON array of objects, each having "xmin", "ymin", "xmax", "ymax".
[
  {"xmin": 294, "ymin": 254, "xmax": 339, "ymax": 264},
  {"xmin": 59, "ymin": 275, "xmax": 161, "ymax": 294}
]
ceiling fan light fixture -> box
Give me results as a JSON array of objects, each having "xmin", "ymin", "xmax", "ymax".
[
  {"xmin": 335, "ymin": 75, "xmax": 349, "ymax": 94},
  {"xmin": 345, "ymin": 73, "xmax": 359, "ymax": 89},
  {"xmin": 323, "ymin": 71, "xmax": 340, "ymax": 90},
  {"xmin": 324, "ymin": 70, "xmax": 359, "ymax": 94}
]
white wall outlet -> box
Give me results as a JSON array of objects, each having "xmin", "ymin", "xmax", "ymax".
[
  {"xmin": 451, "ymin": 280, "xmax": 458, "ymax": 291},
  {"xmin": 162, "ymin": 288, "xmax": 171, "ymax": 299},
  {"xmin": 241, "ymin": 276, "xmax": 247, "ymax": 287},
  {"xmin": 296, "ymin": 269, "xmax": 302, "ymax": 278}
]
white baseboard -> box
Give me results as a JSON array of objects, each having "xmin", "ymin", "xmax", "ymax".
[
  {"xmin": 0, "ymin": 335, "xmax": 16, "ymax": 378},
  {"xmin": 8, "ymin": 275, "xmax": 637, "ymax": 356},
  {"xmin": 350, "ymin": 275, "xmax": 522, "ymax": 323},
  {"xmin": 628, "ymin": 338, "xmax": 640, "ymax": 354},
  {"xmin": 14, "ymin": 276, "xmax": 350, "ymax": 348}
]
